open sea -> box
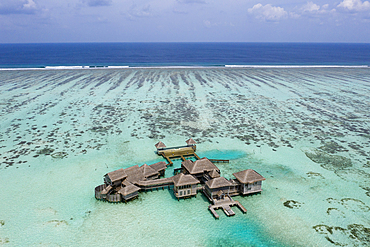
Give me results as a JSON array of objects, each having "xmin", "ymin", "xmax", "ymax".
[
  {"xmin": 0, "ymin": 43, "xmax": 370, "ymax": 246},
  {"xmin": 1, "ymin": 42, "xmax": 370, "ymax": 68}
]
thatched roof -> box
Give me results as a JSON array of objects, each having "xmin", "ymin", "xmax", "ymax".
[
  {"xmin": 182, "ymin": 157, "xmax": 219, "ymax": 175},
  {"xmin": 185, "ymin": 138, "xmax": 197, "ymax": 145},
  {"xmin": 181, "ymin": 159, "xmax": 193, "ymax": 170},
  {"xmin": 140, "ymin": 164, "xmax": 158, "ymax": 178},
  {"xmin": 118, "ymin": 181, "xmax": 140, "ymax": 196},
  {"xmin": 123, "ymin": 165, "xmax": 145, "ymax": 184},
  {"xmin": 208, "ymin": 169, "xmax": 220, "ymax": 178},
  {"xmin": 233, "ymin": 169, "xmax": 265, "ymax": 184},
  {"xmin": 172, "ymin": 173, "xmax": 199, "ymax": 187},
  {"xmin": 149, "ymin": 161, "xmax": 167, "ymax": 172},
  {"xmin": 155, "ymin": 141, "xmax": 166, "ymax": 149},
  {"xmin": 205, "ymin": 177, "xmax": 232, "ymax": 189},
  {"xmin": 105, "ymin": 168, "xmax": 127, "ymax": 183}
]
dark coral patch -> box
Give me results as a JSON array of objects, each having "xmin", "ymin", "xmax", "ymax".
[
  {"xmin": 37, "ymin": 148, "xmax": 55, "ymax": 155},
  {"xmin": 304, "ymin": 148, "xmax": 352, "ymax": 171},
  {"xmin": 283, "ymin": 200, "xmax": 303, "ymax": 209},
  {"xmin": 313, "ymin": 224, "xmax": 370, "ymax": 246}
]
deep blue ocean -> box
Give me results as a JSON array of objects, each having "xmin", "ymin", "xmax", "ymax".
[{"xmin": 0, "ymin": 42, "xmax": 370, "ymax": 68}]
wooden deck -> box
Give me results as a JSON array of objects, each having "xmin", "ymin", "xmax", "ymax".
[
  {"xmin": 208, "ymin": 196, "xmax": 247, "ymax": 219},
  {"xmin": 157, "ymin": 146, "xmax": 199, "ymax": 165},
  {"xmin": 158, "ymin": 146, "xmax": 196, "ymax": 158}
]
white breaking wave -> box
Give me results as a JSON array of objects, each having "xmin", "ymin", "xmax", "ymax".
[
  {"xmin": 0, "ymin": 65, "xmax": 369, "ymax": 71},
  {"xmin": 127, "ymin": 66, "xmax": 215, "ymax": 69},
  {"xmin": 0, "ymin": 65, "xmax": 130, "ymax": 71},
  {"xmin": 0, "ymin": 65, "xmax": 218, "ymax": 70},
  {"xmin": 225, "ymin": 65, "xmax": 369, "ymax": 68}
]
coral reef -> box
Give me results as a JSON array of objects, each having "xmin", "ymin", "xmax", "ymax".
[
  {"xmin": 304, "ymin": 149, "xmax": 352, "ymax": 171},
  {"xmin": 313, "ymin": 224, "xmax": 370, "ymax": 246},
  {"xmin": 283, "ymin": 200, "xmax": 303, "ymax": 209}
]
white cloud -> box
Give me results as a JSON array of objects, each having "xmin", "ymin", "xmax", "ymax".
[
  {"xmin": 248, "ymin": 3, "xmax": 287, "ymax": 21},
  {"xmin": 23, "ymin": 0, "xmax": 36, "ymax": 9},
  {"xmin": 123, "ymin": 1, "xmax": 175, "ymax": 20},
  {"xmin": 0, "ymin": 0, "xmax": 38, "ymax": 15},
  {"xmin": 302, "ymin": 2, "xmax": 320, "ymax": 12},
  {"xmin": 289, "ymin": 12, "xmax": 301, "ymax": 18},
  {"xmin": 337, "ymin": 0, "xmax": 370, "ymax": 11},
  {"xmin": 300, "ymin": 2, "xmax": 331, "ymax": 15},
  {"xmin": 128, "ymin": 4, "xmax": 152, "ymax": 18}
]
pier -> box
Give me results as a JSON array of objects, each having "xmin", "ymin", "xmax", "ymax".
[{"xmin": 156, "ymin": 138, "xmax": 200, "ymax": 166}]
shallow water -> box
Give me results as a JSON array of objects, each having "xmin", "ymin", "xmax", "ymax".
[{"xmin": 0, "ymin": 68, "xmax": 370, "ymax": 246}]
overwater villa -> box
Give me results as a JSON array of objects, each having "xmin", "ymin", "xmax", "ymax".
[{"xmin": 95, "ymin": 139, "xmax": 265, "ymax": 218}]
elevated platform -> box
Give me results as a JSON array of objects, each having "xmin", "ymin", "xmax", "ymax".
[
  {"xmin": 157, "ymin": 146, "xmax": 199, "ymax": 165},
  {"xmin": 136, "ymin": 177, "xmax": 174, "ymax": 190},
  {"xmin": 158, "ymin": 146, "xmax": 196, "ymax": 158},
  {"xmin": 208, "ymin": 197, "xmax": 247, "ymax": 219}
]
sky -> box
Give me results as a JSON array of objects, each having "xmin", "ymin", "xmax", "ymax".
[{"xmin": 0, "ymin": 0, "xmax": 369, "ymax": 43}]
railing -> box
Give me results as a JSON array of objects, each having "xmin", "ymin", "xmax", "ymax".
[
  {"xmin": 157, "ymin": 145, "xmax": 194, "ymax": 151},
  {"xmin": 209, "ymin": 159, "xmax": 229, "ymax": 163},
  {"xmin": 95, "ymin": 184, "xmax": 107, "ymax": 200},
  {"xmin": 106, "ymin": 193, "xmax": 121, "ymax": 202}
]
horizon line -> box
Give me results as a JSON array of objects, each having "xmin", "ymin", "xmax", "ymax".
[{"xmin": 1, "ymin": 41, "xmax": 370, "ymax": 45}]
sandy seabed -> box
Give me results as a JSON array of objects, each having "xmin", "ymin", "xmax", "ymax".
[{"xmin": 0, "ymin": 68, "xmax": 370, "ymax": 246}]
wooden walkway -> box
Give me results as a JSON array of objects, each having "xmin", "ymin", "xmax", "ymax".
[
  {"xmin": 161, "ymin": 154, "xmax": 174, "ymax": 166},
  {"xmin": 158, "ymin": 146, "xmax": 199, "ymax": 166},
  {"xmin": 137, "ymin": 177, "xmax": 174, "ymax": 190},
  {"xmin": 208, "ymin": 197, "xmax": 247, "ymax": 219}
]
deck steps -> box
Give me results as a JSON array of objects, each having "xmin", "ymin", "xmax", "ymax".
[{"xmin": 222, "ymin": 205, "xmax": 235, "ymax": 216}]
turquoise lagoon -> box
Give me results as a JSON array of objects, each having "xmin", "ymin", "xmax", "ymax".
[{"xmin": 0, "ymin": 68, "xmax": 370, "ymax": 246}]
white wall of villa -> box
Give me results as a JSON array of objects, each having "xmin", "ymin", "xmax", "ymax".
[
  {"xmin": 174, "ymin": 184, "xmax": 197, "ymax": 198},
  {"xmin": 243, "ymin": 181, "xmax": 262, "ymax": 194}
]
